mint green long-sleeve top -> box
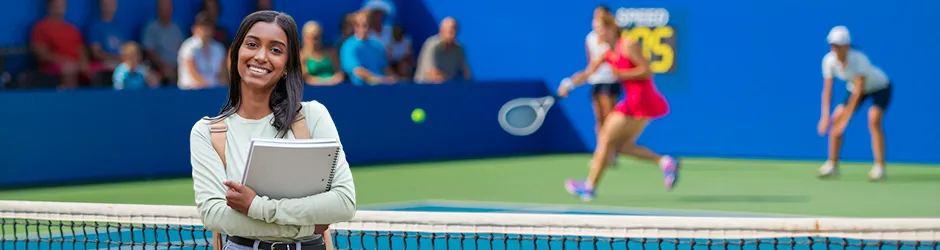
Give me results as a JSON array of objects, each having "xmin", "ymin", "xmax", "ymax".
[{"xmin": 190, "ymin": 101, "xmax": 356, "ymax": 242}]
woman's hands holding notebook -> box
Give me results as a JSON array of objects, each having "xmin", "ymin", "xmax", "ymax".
[{"xmin": 223, "ymin": 180, "xmax": 257, "ymax": 215}]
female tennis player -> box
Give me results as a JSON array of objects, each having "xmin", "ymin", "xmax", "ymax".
[
  {"xmin": 558, "ymin": 14, "xmax": 679, "ymax": 201},
  {"xmin": 584, "ymin": 5, "xmax": 622, "ymax": 168},
  {"xmin": 817, "ymin": 26, "xmax": 893, "ymax": 181},
  {"xmin": 190, "ymin": 11, "xmax": 355, "ymax": 250}
]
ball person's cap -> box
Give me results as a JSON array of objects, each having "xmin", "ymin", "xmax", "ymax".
[{"xmin": 827, "ymin": 26, "xmax": 851, "ymax": 46}]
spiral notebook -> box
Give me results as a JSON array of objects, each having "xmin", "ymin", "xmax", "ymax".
[{"xmin": 242, "ymin": 138, "xmax": 341, "ymax": 199}]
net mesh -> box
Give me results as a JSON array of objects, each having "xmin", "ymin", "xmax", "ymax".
[{"xmin": 2, "ymin": 200, "xmax": 939, "ymax": 250}]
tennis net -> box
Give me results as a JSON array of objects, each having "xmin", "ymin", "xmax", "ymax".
[{"xmin": 2, "ymin": 200, "xmax": 938, "ymax": 250}]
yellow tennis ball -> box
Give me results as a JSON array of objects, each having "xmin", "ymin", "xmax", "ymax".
[{"xmin": 411, "ymin": 108, "xmax": 426, "ymax": 123}]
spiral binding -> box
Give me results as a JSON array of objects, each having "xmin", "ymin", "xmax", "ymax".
[{"xmin": 326, "ymin": 147, "xmax": 340, "ymax": 191}]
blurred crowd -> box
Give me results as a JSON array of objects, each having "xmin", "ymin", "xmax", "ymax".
[{"xmin": 8, "ymin": 0, "xmax": 473, "ymax": 91}]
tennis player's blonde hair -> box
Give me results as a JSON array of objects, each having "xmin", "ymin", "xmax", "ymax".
[{"xmin": 595, "ymin": 11, "xmax": 618, "ymax": 32}]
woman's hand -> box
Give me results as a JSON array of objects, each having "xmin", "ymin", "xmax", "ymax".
[
  {"xmin": 817, "ymin": 117, "xmax": 830, "ymax": 136},
  {"xmin": 223, "ymin": 181, "xmax": 257, "ymax": 215},
  {"xmin": 327, "ymin": 75, "xmax": 345, "ymax": 85},
  {"xmin": 556, "ymin": 77, "xmax": 575, "ymax": 98}
]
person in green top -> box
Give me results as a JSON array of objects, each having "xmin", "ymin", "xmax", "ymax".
[{"xmin": 301, "ymin": 21, "xmax": 345, "ymax": 85}]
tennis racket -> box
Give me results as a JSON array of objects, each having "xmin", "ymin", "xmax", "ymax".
[{"xmin": 498, "ymin": 95, "xmax": 562, "ymax": 136}]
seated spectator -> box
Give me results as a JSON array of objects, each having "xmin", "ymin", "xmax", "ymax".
[
  {"xmin": 415, "ymin": 17, "xmax": 472, "ymax": 84},
  {"xmin": 340, "ymin": 12, "xmax": 396, "ymax": 85},
  {"xmin": 387, "ymin": 25, "xmax": 413, "ymax": 79},
  {"xmin": 30, "ymin": 0, "xmax": 101, "ymax": 89},
  {"xmin": 141, "ymin": 0, "xmax": 184, "ymax": 84},
  {"xmin": 201, "ymin": 0, "xmax": 230, "ymax": 47},
  {"xmin": 113, "ymin": 42, "xmax": 160, "ymax": 90},
  {"xmin": 257, "ymin": 0, "xmax": 272, "ymax": 10},
  {"xmin": 301, "ymin": 21, "xmax": 344, "ymax": 85},
  {"xmin": 335, "ymin": 13, "xmax": 356, "ymax": 49},
  {"xmin": 87, "ymin": 0, "xmax": 126, "ymax": 71},
  {"xmin": 364, "ymin": 5, "xmax": 394, "ymax": 48},
  {"xmin": 177, "ymin": 15, "xmax": 227, "ymax": 90}
]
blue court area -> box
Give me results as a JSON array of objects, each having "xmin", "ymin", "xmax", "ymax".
[{"xmin": 3, "ymin": 201, "xmax": 936, "ymax": 249}]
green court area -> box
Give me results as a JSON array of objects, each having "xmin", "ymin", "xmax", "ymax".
[{"xmin": 1, "ymin": 154, "xmax": 938, "ymax": 218}]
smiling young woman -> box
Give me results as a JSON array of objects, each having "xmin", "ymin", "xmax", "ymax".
[{"xmin": 190, "ymin": 11, "xmax": 356, "ymax": 250}]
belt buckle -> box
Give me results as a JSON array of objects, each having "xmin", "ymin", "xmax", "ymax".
[{"xmin": 270, "ymin": 241, "xmax": 292, "ymax": 250}]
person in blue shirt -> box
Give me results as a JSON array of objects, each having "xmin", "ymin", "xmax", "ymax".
[
  {"xmin": 113, "ymin": 42, "xmax": 160, "ymax": 90},
  {"xmin": 88, "ymin": 0, "xmax": 127, "ymax": 70},
  {"xmin": 340, "ymin": 12, "xmax": 396, "ymax": 85}
]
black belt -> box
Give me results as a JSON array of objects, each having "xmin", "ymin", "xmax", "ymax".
[{"xmin": 228, "ymin": 236, "xmax": 325, "ymax": 250}]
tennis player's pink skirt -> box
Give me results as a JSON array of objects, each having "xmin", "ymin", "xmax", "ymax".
[{"xmin": 614, "ymin": 82, "xmax": 669, "ymax": 119}]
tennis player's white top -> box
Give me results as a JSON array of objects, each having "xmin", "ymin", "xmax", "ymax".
[
  {"xmin": 822, "ymin": 49, "xmax": 890, "ymax": 94},
  {"xmin": 190, "ymin": 101, "xmax": 356, "ymax": 242},
  {"xmin": 585, "ymin": 31, "xmax": 617, "ymax": 84}
]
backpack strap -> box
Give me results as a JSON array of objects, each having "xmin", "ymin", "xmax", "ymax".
[
  {"xmin": 207, "ymin": 118, "xmax": 229, "ymax": 168},
  {"xmin": 291, "ymin": 112, "xmax": 312, "ymax": 139},
  {"xmin": 204, "ymin": 117, "xmax": 229, "ymax": 250},
  {"xmin": 291, "ymin": 110, "xmax": 334, "ymax": 249}
]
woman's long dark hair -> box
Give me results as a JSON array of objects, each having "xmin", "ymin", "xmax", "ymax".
[{"xmin": 216, "ymin": 10, "xmax": 305, "ymax": 138}]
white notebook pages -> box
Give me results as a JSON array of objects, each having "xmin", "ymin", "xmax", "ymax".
[{"xmin": 242, "ymin": 138, "xmax": 341, "ymax": 199}]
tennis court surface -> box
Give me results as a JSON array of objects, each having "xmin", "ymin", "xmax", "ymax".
[{"xmin": 2, "ymin": 155, "xmax": 939, "ymax": 249}]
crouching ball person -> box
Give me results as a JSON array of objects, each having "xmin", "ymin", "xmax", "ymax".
[{"xmin": 191, "ymin": 11, "xmax": 356, "ymax": 250}]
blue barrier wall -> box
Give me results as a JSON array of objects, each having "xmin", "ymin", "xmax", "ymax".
[{"xmin": 0, "ymin": 81, "xmax": 583, "ymax": 188}]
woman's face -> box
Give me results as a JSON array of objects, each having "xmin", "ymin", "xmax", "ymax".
[
  {"xmin": 304, "ymin": 29, "xmax": 321, "ymax": 46},
  {"xmin": 593, "ymin": 20, "xmax": 617, "ymax": 43},
  {"xmin": 830, "ymin": 44, "xmax": 849, "ymax": 58},
  {"xmin": 237, "ymin": 21, "xmax": 290, "ymax": 90}
]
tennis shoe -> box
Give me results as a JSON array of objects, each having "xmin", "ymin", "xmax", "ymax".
[
  {"xmin": 564, "ymin": 179, "xmax": 595, "ymax": 202},
  {"xmin": 817, "ymin": 161, "xmax": 839, "ymax": 179},
  {"xmin": 868, "ymin": 165, "xmax": 885, "ymax": 181},
  {"xmin": 660, "ymin": 156, "xmax": 679, "ymax": 191}
]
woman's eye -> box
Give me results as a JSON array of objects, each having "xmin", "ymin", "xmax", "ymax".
[
  {"xmin": 271, "ymin": 47, "xmax": 283, "ymax": 54},
  {"xmin": 245, "ymin": 42, "xmax": 258, "ymax": 47}
]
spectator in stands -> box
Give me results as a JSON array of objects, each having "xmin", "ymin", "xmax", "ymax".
[
  {"xmin": 363, "ymin": 4, "xmax": 394, "ymax": 48},
  {"xmin": 87, "ymin": 0, "xmax": 125, "ymax": 71},
  {"xmin": 335, "ymin": 13, "xmax": 356, "ymax": 49},
  {"xmin": 177, "ymin": 14, "xmax": 227, "ymax": 90},
  {"xmin": 257, "ymin": 0, "xmax": 272, "ymax": 10},
  {"xmin": 31, "ymin": 0, "xmax": 99, "ymax": 89},
  {"xmin": 340, "ymin": 12, "xmax": 396, "ymax": 85},
  {"xmin": 388, "ymin": 25, "xmax": 414, "ymax": 79},
  {"xmin": 414, "ymin": 17, "xmax": 471, "ymax": 84},
  {"xmin": 113, "ymin": 42, "xmax": 160, "ymax": 90},
  {"xmin": 141, "ymin": 0, "xmax": 184, "ymax": 84},
  {"xmin": 201, "ymin": 0, "xmax": 230, "ymax": 47},
  {"xmin": 301, "ymin": 21, "xmax": 344, "ymax": 85}
]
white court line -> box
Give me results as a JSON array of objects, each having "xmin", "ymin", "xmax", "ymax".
[{"xmin": 418, "ymin": 199, "xmax": 811, "ymax": 218}]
